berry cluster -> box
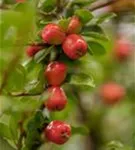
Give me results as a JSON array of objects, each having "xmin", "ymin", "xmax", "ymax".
[
  {"xmin": 26, "ymin": 16, "xmax": 129, "ymax": 145},
  {"xmin": 26, "ymin": 16, "xmax": 87, "ymax": 145}
]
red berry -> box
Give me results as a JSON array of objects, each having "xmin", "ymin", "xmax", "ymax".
[
  {"xmin": 26, "ymin": 44, "xmax": 42, "ymax": 57},
  {"xmin": 41, "ymin": 24, "xmax": 66, "ymax": 45},
  {"xmin": 45, "ymin": 120, "xmax": 71, "ymax": 145},
  {"xmin": 45, "ymin": 86, "xmax": 67, "ymax": 111},
  {"xmin": 62, "ymin": 34, "xmax": 87, "ymax": 60},
  {"xmin": 45, "ymin": 62, "xmax": 67, "ymax": 86},
  {"xmin": 100, "ymin": 82, "xmax": 125, "ymax": 105},
  {"xmin": 67, "ymin": 16, "xmax": 82, "ymax": 34},
  {"xmin": 114, "ymin": 38, "xmax": 132, "ymax": 61}
]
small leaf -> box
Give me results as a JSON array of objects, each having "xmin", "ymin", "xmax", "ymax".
[
  {"xmin": 72, "ymin": 0, "xmax": 95, "ymax": 6},
  {"xmin": 58, "ymin": 19, "xmax": 70, "ymax": 32},
  {"xmin": 72, "ymin": 126, "xmax": 89, "ymax": 135},
  {"xmin": 9, "ymin": 115, "xmax": 18, "ymax": 140},
  {"xmin": 75, "ymin": 9, "xmax": 93, "ymax": 23},
  {"xmin": 49, "ymin": 47, "xmax": 58, "ymax": 61},
  {"xmin": 88, "ymin": 45, "xmax": 94, "ymax": 55},
  {"xmin": 106, "ymin": 141, "xmax": 124, "ymax": 150},
  {"xmin": 67, "ymin": 73, "xmax": 95, "ymax": 88},
  {"xmin": 5, "ymin": 64, "xmax": 26, "ymax": 91},
  {"xmin": 24, "ymin": 80, "xmax": 44, "ymax": 94},
  {"xmin": 82, "ymin": 32, "xmax": 108, "ymax": 41},
  {"xmin": 96, "ymin": 13, "xmax": 116, "ymax": 24},
  {"xmin": 42, "ymin": 0, "xmax": 56, "ymax": 12},
  {"xmin": 25, "ymin": 110, "xmax": 49, "ymax": 149},
  {"xmin": 40, "ymin": 91, "xmax": 49, "ymax": 102},
  {"xmin": 0, "ymin": 123, "xmax": 12, "ymax": 140},
  {"xmin": 82, "ymin": 25, "xmax": 104, "ymax": 33},
  {"xmin": 34, "ymin": 46, "xmax": 54, "ymax": 63},
  {"xmin": 87, "ymin": 41, "xmax": 106, "ymax": 55}
]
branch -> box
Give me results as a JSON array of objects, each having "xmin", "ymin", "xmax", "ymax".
[
  {"xmin": 38, "ymin": 10, "xmax": 57, "ymax": 18},
  {"xmin": 56, "ymin": 0, "xmax": 62, "ymax": 13},
  {"xmin": 9, "ymin": 91, "xmax": 42, "ymax": 97},
  {"xmin": 17, "ymin": 118, "xmax": 26, "ymax": 150},
  {"xmin": 73, "ymin": 90, "xmax": 95, "ymax": 150},
  {"xmin": 89, "ymin": 0, "xmax": 114, "ymax": 11}
]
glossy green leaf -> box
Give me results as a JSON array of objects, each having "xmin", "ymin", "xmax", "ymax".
[
  {"xmin": 88, "ymin": 45, "xmax": 94, "ymax": 55},
  {"xmin": 82, "ymin": 25, "xmax": 104, "ymax": 33},
  {"xmin": 67, "ymin": 73, "xmax": 95, "ymax": 88},
  {"xmin": 9, "ymin": 115, "xmax": 18, "ymax": 140},
  {"xmin": 87, "ymin": 41, "xmax": 106, "ymax": 55},
  {"xmin": 82, "ymin": 32, "xmax": 109, "ymax": 41},
  {"xmin": 96, "ymin": 13, "xmax": 116, "ymax": 24},
  {"xmin": 34, "ymin": 46, "xmax": 54, "ymax": 63},
  {"xmin": 25, "ymin": 110, "xmax": 49, "ymax": 149},
  {"xmin": 58, "ymin": 19, "xmax": 70, "ymax": 32},
  {"xmin": 75, "ymin": 9, "xmax": 93, "ymax": 23},
  {"xmin": 42, "ymin": 0, "xmax": 56, "ymax": 12},
  {"xmin": 5, "ymin": 64, "xmax": 26, "ymax": 91},
  {"xmin": 72, "ymin": 0, "xmax": 95, "ymax": 6}
]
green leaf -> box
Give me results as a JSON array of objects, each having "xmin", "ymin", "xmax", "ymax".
[
  {"xmin": 67, "ymin": 73, "xmax": 95, "ymax": 88},
  {"xmin": 5, "ymin": 64, "xmax": 26, "ymax": 91},
  {"xmin": 39, "ymin": 91, "xmax": 49, "ymax": 102},
  {"xmin": 11, "ymin": 97, "xmax": 42, "ymax": 113},
  {"xmin": 88, "ymin": 45, "xmax": 94, "ymax": 55},
  {"xmin": 34, "ymin": 46, "xmax": 54, "ymax": 63},
  {"xmin": 82, "ymin": 32, "xmax": 109, "ymax": 41},
  {"xmin": 58, "ymin": 19, "xmax": 70, "ymax": 32},
  {"xmin": 96, "ymin": 13, "xmax": 116, "ymax": 24},
  {"xmin": 72, "ymin": 0, "xmax": 95, "ymax": 6},
  {"xmin": 106, "ymin": 141, "xmax": 124, "ymax": 150},
  {"xmin": 9, "ymin": 116, "xmax": 18, "ymax": 140},
  {"xmin": 72, "ymin": 126, "xmax": 89, "ymax": 135},
  {"xmin": 24, "ymin": 80, "xmax": 44, "ymax": 94},
  {"xmin": 87, "ymin": 41, "xmax": 106, "ymax": 55},
  {"xmin": 82, "ymin": 25, "xmax": 104, "ymax": 33},
  {"xmin": 75, "ymin": 9, "xmax": 93, "ymax": 23},
  {"xmin": 25, "ymin": 110, "xmax": 49, "ymax": 149},
  {"xmin": 0, "ymin": 123, "xmax": 12, "ymax": 140},
  {"xmin": 42, "ymin": 0, "xmax": 56, "ymax": 12},
  {"xmin": 0, "ymin": 137, "xmax": 16, "ymax": 150}
]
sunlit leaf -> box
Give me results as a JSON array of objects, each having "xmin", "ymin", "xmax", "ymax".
[
  {"xmin": 0, "ymin": 123, "xmax": 12, "ymax": 140},
  {"xmin": 67, "ymin": 73, "xmax": 95, "ymax": 88},
  {"xmin": 75, "ymin": 9, "xmax": 93, "ymax": 23},
  {"xmin": 96, "ymin": 13, "xmax": 116, "ymax": 24}
]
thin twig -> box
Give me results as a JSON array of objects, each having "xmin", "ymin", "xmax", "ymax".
[
  {"xmin": 56, "ymin": 0, "xmax": 61, "ymax": 13},
  {"xmin": 17, "ymin": 118, "xmax": 26, "ymax": 150},
  {"xmin": 38, "ymin": 10, "xmax": 57, "ymax": 18},
  {"xmin": 89, "ymin": 0, "xmax": 115, "ymax": 11},
  {"xmin": 73, "ymin": 90, "xmax": 95, "ymax": 150},
  {"xmin": 9, "ymin": 92, "xmax": 42, "ymax": 97}
]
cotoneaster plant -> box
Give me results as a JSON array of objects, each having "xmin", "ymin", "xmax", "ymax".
[{"xmin": 0, "ymin": 1, "xmax": 123, "ymax": 150}]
